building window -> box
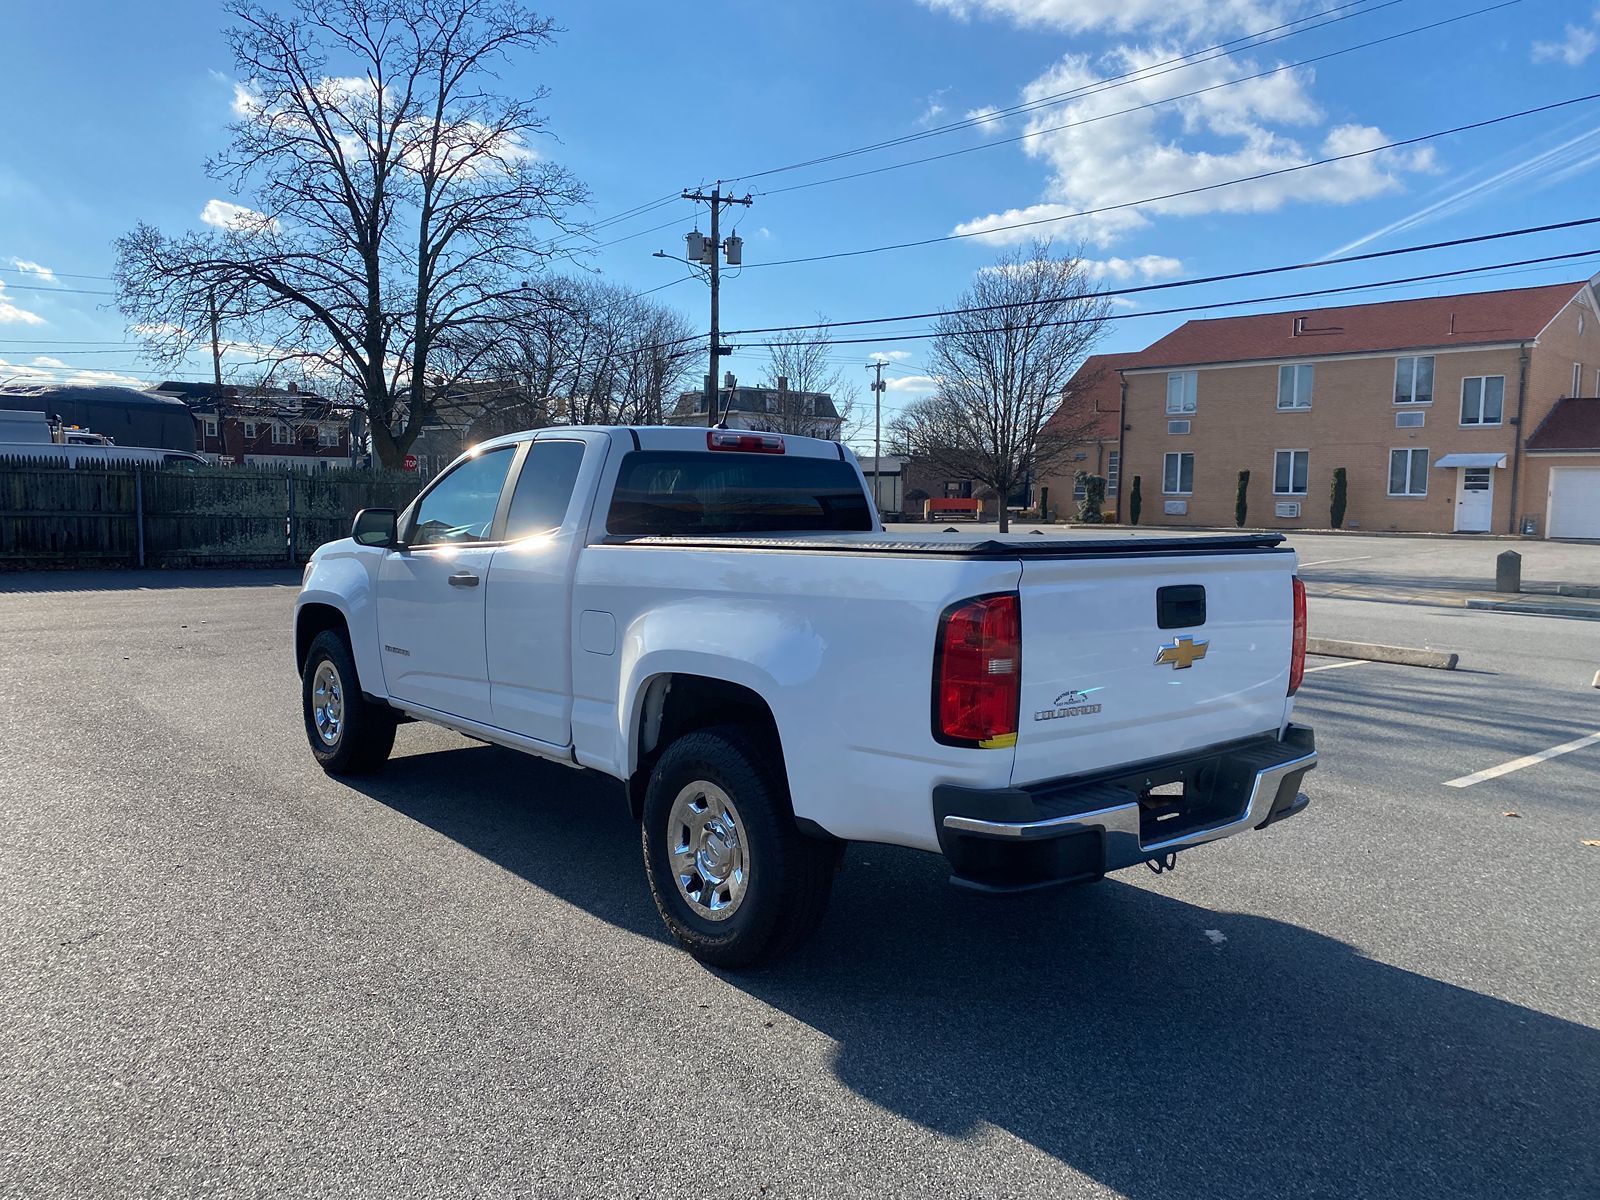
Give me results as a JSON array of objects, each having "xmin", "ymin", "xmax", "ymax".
[
  {"xmin": 203, "ymin": 417, "xmax": 218, "ymax": 438},
  {"xmin": 1277, "ymin": 363, "xmax": 1313, "ymax": 410},
  {"xmin": 1388, "ymin": 448, "xmax": 1429, "ymax": 497},
  {"xmin": 1460, "ymin": 376, "xmax": 1505, "ymax": 426},
  {"xmin": 272, "ymin": 422, "xmax": 291, "ymax": 445},
  {"xmin": 1163, "ymin": 452, "xmax": 1194, "ymax": 495},
  {"xmin": 318, "ymin": 425, "xmax": 340, "ymax": 447},
  {"xmin": 1165, "ymin": 371, "xmax": 1197, "ymax": 414},
  {"xmin": 1274, "ymin": 449, "xmax": 1309, "ymax": 496},
  {"xmin": 243, "ymin": 421, "xmax": 258, "ymax": 439},
  {"xmin": 1394, "ymin": 355, "xmax": 1434, "ymax": 404},
  {"xmin": 1106, "ymin": 450, "xmax": 1120, "ymax": 495}
]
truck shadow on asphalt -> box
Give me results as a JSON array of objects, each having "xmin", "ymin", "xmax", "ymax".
[{"xmin": 349, "ymin": 741, "xmax": 1598, "ymax": 1200}]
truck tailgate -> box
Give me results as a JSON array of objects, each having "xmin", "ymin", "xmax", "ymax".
[{"xmin": 1011, "ymin": 550, "xmax": 1295, "ymax": 787}]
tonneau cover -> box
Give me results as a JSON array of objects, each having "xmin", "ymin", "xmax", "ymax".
[{"xmin": 603, "ymin": 532, "xmax": 1287, "ymax": 559}]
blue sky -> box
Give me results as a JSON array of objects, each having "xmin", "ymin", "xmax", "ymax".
[{"xmin": 2, "ymin": 0, "xmax": 1599, "ymax": 432}]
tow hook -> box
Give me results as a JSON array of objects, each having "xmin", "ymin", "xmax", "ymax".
[{"xmin": 1146, "ymin": 852, "xmax": 1179, "ymax": 875}]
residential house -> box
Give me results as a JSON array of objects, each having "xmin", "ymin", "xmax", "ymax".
[
  {"xmin": 666, "ymin": 381, "xmax": 843, "ymax": 441},
  {"xmin": 1035, "ymin": 352, "xmax": 1133, "ymax": 521},
  {"xmin": 1117, "ymin": 280, "xmax": 1600, "ymax": 537},
  {"xmin": 152, "ymin": 381, "xmax": 353, "ymax": 468}
]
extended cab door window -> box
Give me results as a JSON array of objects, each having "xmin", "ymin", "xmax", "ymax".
[
  {"xmin": 405, "ymin": 446, "xmax": 516, "ymax": 546},
  {"xmin": 504, "ymin": 440, "xmax": 587, "ymax": 539}
]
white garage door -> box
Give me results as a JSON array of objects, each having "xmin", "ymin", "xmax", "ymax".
[{"xmin": 1548, "ymin": 467, "xmax": 1600, "ymax": 539}]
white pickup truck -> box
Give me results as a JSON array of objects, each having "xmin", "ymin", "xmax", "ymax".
[{"xmin": 296, "ymin": 425, "xmax": 1315, "ymax": 965}]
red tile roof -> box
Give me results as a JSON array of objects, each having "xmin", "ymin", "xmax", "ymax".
[
  {"xmin": 1130, "ymin": 282, "xmax": 1587, "ymax": 369},
  {"xmin": 1041, "ymin": 351, "xmax": 1137, "ymax": 441},
  {"xmin": 1526, "ymin": 397, "xmax": 1600, "ymax": 452}
]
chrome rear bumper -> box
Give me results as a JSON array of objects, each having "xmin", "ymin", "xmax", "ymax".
[{"xmin": 933, "ymin": 726, "xmax": 1317, "ymax": 892}]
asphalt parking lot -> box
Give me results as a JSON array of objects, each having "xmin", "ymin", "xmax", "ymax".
[{"xmin": 2, "ymin": 565, "xmax": 1597, "ymax": 1198}]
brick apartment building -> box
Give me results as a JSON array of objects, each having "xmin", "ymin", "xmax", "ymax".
[
  {"xmin": 1036, "ymin": 352, "xmax": 1131, "ymax": 521},
  {"xmin": 1112, "ymin": 280, "xmax": 1600, "ymax": 538}
]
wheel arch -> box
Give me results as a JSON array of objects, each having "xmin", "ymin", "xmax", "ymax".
[
  {"xmin": 295, "ymin": 602, "xmax": 350, "ymax": 676},
  {"xmin": 626, "ymin": 672, "xmax": 787, "ymax": 821}
]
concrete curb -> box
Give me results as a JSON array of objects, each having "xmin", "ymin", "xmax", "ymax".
[
  {"xmin": 1464, "ymin": 598, "xmax": 1600, "ymax": 621},
  {"xmin": 1306, "ymin": 637, "xmax": 1459, "ymax": 670}
]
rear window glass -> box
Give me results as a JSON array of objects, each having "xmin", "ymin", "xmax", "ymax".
[{"xmin": 607, "ymin": 450, "xmax": 873, "ymax": 536}]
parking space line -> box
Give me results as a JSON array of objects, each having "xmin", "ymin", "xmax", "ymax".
[
  {"xmin": 1303, "ymin": 659, "xmax": 1371, "ymax": 674},
  {"xmin": 1442, "ymin": 731, "xmax": 1600, "ymax": 788},
  {"xmin": 1299, "ymin": 556, "xmax": 1373, "ymax": 568}
]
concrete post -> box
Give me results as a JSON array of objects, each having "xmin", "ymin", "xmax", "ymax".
[{"xmin": 1495, "ymin": 550, "xmax": 1521, "ymax": 594}]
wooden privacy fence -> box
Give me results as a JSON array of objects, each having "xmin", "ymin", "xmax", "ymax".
[{"xmin": 0, "ymin": 458, "xmax": 421, "ymax": 570}]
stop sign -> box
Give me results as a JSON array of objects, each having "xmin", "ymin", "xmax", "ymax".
[{"xmin": 402, "ymin": 454, "xmax": 418, "ymax": 471}]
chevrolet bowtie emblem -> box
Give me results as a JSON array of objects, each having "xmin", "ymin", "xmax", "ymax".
[{"xmin": 1155, "ymin": 636, "xmax": 1209, "ymax": 669}]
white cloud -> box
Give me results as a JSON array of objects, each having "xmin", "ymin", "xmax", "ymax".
[
  {"xmin": 0, "ymin": 355, "xmax": 150, "ymax": 389},
  {"xmin": 918, "ymin": 0, "xmax": 1278, "ymax": 37},
  {"xmin": 870, "ymin": 350, "xmax": 914, "ymax": 362},
  {"xmin": 201, "ymin": 198, "xmax": 279, "ymax": 234},
  {"xmin": 8, "ymin": 258, "xmax": 56, "ymax": 284},
  {"xmin": 948, "ymin": 41, "xmax": 1432, "ymax": 248},
  {"xmin": 1109, "ymin": 297, "xmax": 1139, "ymax": 309},
  {"xmin": 1533, "ymin": 21, "xmax": 1600, "ymax": 67},
  {"xmin": 916, "ymin": 88, "xmax": 951, "ymax": 127},
  {"xmin": 1082, "ymin": 254, "xmax": 1183, "ymax": 281},
  {"xmin": 886, "ymin": 374, "xmax": 941, "ymax": 393},
  {"xmin": 965, "ymin": 105, "xmax": 1005, "ymax": 136},
  {"xmin": 0, "ymin": 280, "xmax": 44, "ymax": 326},
  {"xmin": 207, "ymin": 68, "xmax": 230, "ymax": 84}
]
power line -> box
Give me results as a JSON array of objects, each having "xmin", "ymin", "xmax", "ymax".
[
  {"xmin": 723, "ymin": 215, "xmax": 1600, "ymax": 338},
  {"xmin": 565, "ymin": 0, "xmax": 1413, "ymax": 249},
  {"xmin": 756, "ymin": 0, "xmax": 1520, "ymax": 199},
  {"xmin": 739, "ymin": 91, "xmax": 1600, "ymax": 270},
  {"xmin": 0, "ymin": 282, "xmax": 116, "ymax": 296},
  {"xmin": 736, "ymin": 249, "xmax": 1600, "ymax": 350},
  {"xmin": 725, "ymin": 0, "xmax": 1413, "ymax": 184}
]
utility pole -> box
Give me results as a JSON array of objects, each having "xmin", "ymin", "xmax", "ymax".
[
  {"xmin": 867, "ymin": 361, "xmax": 887, "ymax": 515},
  {"xmin": 679, "ymin": 185, "xmax": 752, "ymax": 426},
  {"xmin": 208, "ymin": 288, "xmax": 223, "ymax": 387}
]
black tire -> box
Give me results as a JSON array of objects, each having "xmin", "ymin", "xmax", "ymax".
[
  {"xmin": 301, "ymin": 629, "xmax": 397, "ymax": 775},
  {"xmin": 641, "ymin": 725, "xmax": 840, "ymax": 968}
]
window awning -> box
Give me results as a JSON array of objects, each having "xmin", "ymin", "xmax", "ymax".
[{"xmin": 1434, "ymin": 452, "xmax": 1507, "ymax": 468}]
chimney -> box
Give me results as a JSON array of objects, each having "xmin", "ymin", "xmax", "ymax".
[{"xmin": 1291, "ymin": 316, "xmax": 1306, "ymax": 336}]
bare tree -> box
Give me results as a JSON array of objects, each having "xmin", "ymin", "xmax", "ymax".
[
  {"xmin": 113, "ymin": 0, "xmax": 587, "ymax": 467},
  {"xmin": 438, "ymin": 275, "xmax": 697, "ymax": 432},
  {"xmin": 888, "ymin": 240, "xmax": 1110, "ymax": 531},
  {"xmin": 744, "ymin": 319, "xmax": 856, "ymax": 441}
]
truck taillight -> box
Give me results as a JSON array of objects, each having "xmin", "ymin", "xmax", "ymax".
[
  {"xmin": 1288, "ymin": 575, "xmax": 1307, "ymax": 694},
  {"xmin": 707, "ymin": 430, "xmax": 784, "ymax": 453},
  {"xmin": 934, "ymin": 593, "xmax": 1020, "ymax": 749}
]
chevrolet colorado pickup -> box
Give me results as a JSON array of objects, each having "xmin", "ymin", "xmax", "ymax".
[{"xmin": 295, "ymin": 425, "xmax": 1316, "ymax": 965}]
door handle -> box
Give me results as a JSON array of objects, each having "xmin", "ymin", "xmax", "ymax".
[{"xmin": 448, "ymin": 572, "xmax": 480, "ymax": 588}]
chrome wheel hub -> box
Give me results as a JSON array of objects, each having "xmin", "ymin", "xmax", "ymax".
[
  {"xmin": 311, "ymin": 660, "xmax": 344, "ymax": 746},
  {"xmin": 668, "ymin": 781, "xmax": 749, "ymax": 922}
]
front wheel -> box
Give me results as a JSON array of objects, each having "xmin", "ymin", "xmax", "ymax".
[
  {"xmin": 642, "ymin": 726, "xmax": 839, "ymax": 967},
  {"xmin": 301, "ymin": 630, "xmax": 397, "ymax": 775}
]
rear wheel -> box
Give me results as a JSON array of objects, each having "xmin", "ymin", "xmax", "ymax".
[
  {"xmin": 642, "ymin": 726, "xmax": 839, "ymax": 967},
  {"xmin": 301, "ymin": 630, "xmax": 397, "ymax": 775}
]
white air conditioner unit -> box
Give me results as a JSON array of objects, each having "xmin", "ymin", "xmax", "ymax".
[
  {"xmin": 1168, "ymin": 419, "xmax": 1191, "ymax": 435},
  {"xmin": 1164, "ymin": 500, "xmax": 1188, "ymax": 515},
  {"xmin": 1275, "ymin": 501, "xmax": 1301, "ymax": 518},
  {"xmin": 1396, "ymin": 411, "xmax": 1425, "ymax": 428}
]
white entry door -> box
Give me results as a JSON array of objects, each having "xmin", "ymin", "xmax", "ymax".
[{"xmin": 1454, "ymin": 467, "xmax": 1493, "ymax": 532}]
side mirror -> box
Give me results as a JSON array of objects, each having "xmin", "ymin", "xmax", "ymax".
[{"xmin": 352, "ymin": 507, "xmax": 399, "ymax": 548}]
